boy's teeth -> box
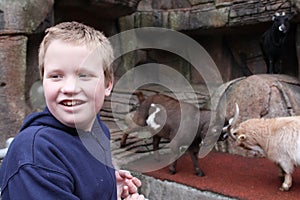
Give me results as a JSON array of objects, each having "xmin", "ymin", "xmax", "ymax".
[{"xmin": 64, "ymin": 101, "xmax": 80, "ymax": 106}]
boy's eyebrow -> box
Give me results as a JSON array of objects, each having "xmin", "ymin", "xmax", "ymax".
[
  {"xmin": 44, "ymin": 68, "xmax": 63, "ymax": 74},
  {"xmin": 76, "ymin": 68, "xmax": 95, "ymax": 74},
  {"xmin": 77, "ymin": 66, "xmax": 103, "ymax": 74}
]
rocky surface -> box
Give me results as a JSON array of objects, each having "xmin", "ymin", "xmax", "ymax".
[
  {"xmin": 0, "ymin": 0, "xmax": 300, "ymax": 149},
  {"xmin": 216, "ymin": 74, "xmax": 300, "ymax": 156},
  {"xmin": 0, "ymin": 0, "xmax": 142, "ymax": 144},
  {"xmin": 120, "ymin": 0, "xmax": 298, "ymax": 30},
  {"xmin": 106, "ymin": 74, "xmax": 300, "ymax": 161}
]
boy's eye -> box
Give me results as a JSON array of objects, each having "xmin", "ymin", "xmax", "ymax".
[
  {"xmin": 78, "ymin": 73, "xmax": 94, "ymax": 79},
  {"xmin": 79, "ymin": 73, "xmax": 89, "ymax": 78},
  {"xmin": 49, "ymin": 74, "xmax": 63, "ymax": 79}
]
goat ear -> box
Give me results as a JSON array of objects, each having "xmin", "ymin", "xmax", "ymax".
[
  {"xmin": 272, "ymin": 15, "xmax": 276, "ymax": 21},
  {"xmin": 288, "ymin": 11, "xmax": 295, "ymax": 20}
]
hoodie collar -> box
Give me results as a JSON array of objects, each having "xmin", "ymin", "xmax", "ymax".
[{"xmin": 20, "ymin": 107, "xmax": 77, "ymax": 136}]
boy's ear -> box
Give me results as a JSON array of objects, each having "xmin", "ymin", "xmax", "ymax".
[{"xmin": 105, "ymin": 81, "xmax": 113, "ymax": 96}]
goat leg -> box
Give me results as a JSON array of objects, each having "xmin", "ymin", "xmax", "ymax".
[
  {"xmin": 278, "ymin": 162, "xmax": 293, "ymax": 191},
  {"xmin": 276, "ymin": 164, "xmax": 284, "ymax": 181},
  {"xmin": 120, "ymin": 133, "xmax": 129, "ymax": 148},
  {"xmin": 280, "ymin": 173, "xmax": 292, "ymax": 191},
  {"xmin": 153, "ymin": 135, "xmax": 161, "ymax": 161},
  {"xmin": 277, "ymin": 59, "xmax": 282, "ymax": 74},
  {"xmin": 188, "ymin": 150, "xmax": 205, "ymax": 177},
  {"xmin": 120, "ymin": 126, "xmax": 143, "ymax": 147},
  {"xmin": 168, "ymin": 144, "xmax": 181, "ymax": 175},
  {"xmin": 268, "ymin": 59, "xmax": 274, "ymax": 74},
  {"xmin": 169, "ymin": 160, "xmax": 177, "ymax": 175}
]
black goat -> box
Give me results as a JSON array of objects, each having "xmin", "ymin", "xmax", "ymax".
[{"xmin": 260, "ymin": 12, "xmax": 290, "ymax": 74}]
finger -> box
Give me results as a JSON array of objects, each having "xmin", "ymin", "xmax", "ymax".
[
  {"xmin": 115, "ymin": 171, "xmax": 122, "ymax": 181},
  {"xmin": 124, "ymin": 193, "xmax": 145, "ymax": 200},
  {"xmin": 136, "ymin": 194, "xmax": 145, "ymax": 200},
  {"xmin": 121, "ymin": 185, "xmax": 129, "ymax": 198},
  {"xmin": 119, "ymin": 170, "xmax": 133, "ymax": 179},
  {"xmin": 126, "ymin": 179, "xmax": 138, "ymax": 194},
  {"xmin": 131, "ymin": 177, "xmax": 142, "ymax": 187}
]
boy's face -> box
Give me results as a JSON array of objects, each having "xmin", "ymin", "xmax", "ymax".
[{"xmin": 43, "ymin": 40, "xmax": 112, "ymax": 131}]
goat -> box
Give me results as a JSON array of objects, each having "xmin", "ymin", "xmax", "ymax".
[
  {"xmin": 120, "ymin": 92, "xmax": 228, "ymax": 176},
  {"xmin": 225, "ymin": 103, "xmax": 300, "ymax": 191},
  {"xmin": 260, "ymin": 12, "xmax": 290, "ymax": 74}
]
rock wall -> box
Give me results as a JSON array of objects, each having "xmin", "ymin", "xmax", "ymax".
[
  {"xmin": 0, "ymin": 0, "xmax": 54, "ymax": 145},
  {"xmin": 121, "ymin": 0, "xmax": 298, "ymax": 30},
  {"xmin": 0, "ymin": 0, "xmax": 141, "ymax": 145},
  {"xmin": 1, "ymin": 0, "xmax": 300, "ymax": 150},
  {"xmin": 118, "ymin": 0, "xmax": 300, "ymax": 83}
]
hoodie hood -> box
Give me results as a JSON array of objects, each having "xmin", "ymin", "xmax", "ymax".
[{"xmin": 20, "ymin": 107, "xmax": 77, "ymax": 135}]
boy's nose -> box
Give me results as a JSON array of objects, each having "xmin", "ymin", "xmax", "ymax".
[{"xmin": 61, "ymin": 77, "xmax": 80, "ymax": 94}]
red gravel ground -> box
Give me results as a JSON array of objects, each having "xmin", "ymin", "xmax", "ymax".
[{"xmin": 143, "ymin": 151, "xmax": 300, "ymax": 200}]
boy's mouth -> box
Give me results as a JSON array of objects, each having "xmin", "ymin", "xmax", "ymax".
[{"xmin": 60, "ymin": 100, "xmax": 83, "ymax": 107}]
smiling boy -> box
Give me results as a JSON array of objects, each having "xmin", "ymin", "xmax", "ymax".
[{"xmin": 0, "ymin": 22, "xmax": 144, "ymax": 200}]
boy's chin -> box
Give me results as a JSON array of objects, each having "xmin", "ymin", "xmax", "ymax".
[
  {"xmin": 59, "ymin": 118, "xmax": 92, "ymax": 131},
  {"xmin": 73, "ymin": 119, "xmax": 95, "ymax": 132}
]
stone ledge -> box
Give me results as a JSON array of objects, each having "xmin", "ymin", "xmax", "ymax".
[{"xmin": 133, "ymin": 173, "xmax": 236, "ymax": 200}]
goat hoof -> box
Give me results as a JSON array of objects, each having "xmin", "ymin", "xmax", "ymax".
[
  {"xmin": 279, "ymin": 187, "xmax": 289, "ymax": 191},
  {"xmin": 280, "ymin": 183, "xmax": 291, "ymax": 191},
  {"xmin": 120, "ymin": 142, "xmax": 126, "ymax": 148},
  {"xmin": 196, "ymin": 171, "xmax": 205, "ymax": 177},
  {"xmin": 169, "ymin": 170, "xmax": 176, "ymax": 175}
]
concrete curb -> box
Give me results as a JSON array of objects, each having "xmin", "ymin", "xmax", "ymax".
[{"xmin": 133, "ymin": 172, "xmax": 237, "ymax": 200}]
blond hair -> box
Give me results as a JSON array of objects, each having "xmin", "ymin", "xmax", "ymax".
[{"xmin": 38, "ymin": 21, "xmax": 114, "ymax": 86}]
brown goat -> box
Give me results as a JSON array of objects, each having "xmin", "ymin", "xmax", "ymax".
[{"xmin": 120, "ymin": 92, "xmax": 228, "ymax": 176}]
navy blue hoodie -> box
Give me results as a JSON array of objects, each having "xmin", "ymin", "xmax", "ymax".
[{"xmin": 0, "ymin": 107, "xmax": 117, "ymax": 200}]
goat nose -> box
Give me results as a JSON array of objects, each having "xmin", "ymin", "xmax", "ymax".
[{"xmin": 279, "ymin": 24, "xmax": 286, "ymax": 32}]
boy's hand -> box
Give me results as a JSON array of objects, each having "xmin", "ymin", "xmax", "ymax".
[
  {"xmin": 123, "ymin": 193, "xmax": 145, "ymax": 200},
  {"xmin": 116, "ymin": 170, "xmax": 143, "ymax": 199}
]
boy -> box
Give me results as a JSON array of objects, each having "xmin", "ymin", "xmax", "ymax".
[{"xmin": 0, "ymin": 21, "xmax": 144, "ymax": 200}]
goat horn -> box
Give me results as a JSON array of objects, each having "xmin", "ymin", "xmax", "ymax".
[
  {"xmin": 225, "ymin": 103, "xmax": 240, "ymax": 139},
  {"xmin": 275, "ymin": 12, "xmax": 280, "ymax": 16},
  {"xmin": 222, "ymin": 103, "xmax": 240, "ymax": 135},
  {"xmin": 229, "ymin": 103, "xmax": 239, "ymax": 127}
]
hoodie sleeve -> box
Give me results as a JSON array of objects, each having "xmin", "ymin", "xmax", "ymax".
[
  {"xmin": 0, "ymin": 125, "xmax": 78, "ymax": 200},
  {"xmin": 1, "ymin": 110, "xmax": 117, "ymax": 200},
  {"xmin": 1, "ymin": 164, "xmax": 79, "ymax": 200}
]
